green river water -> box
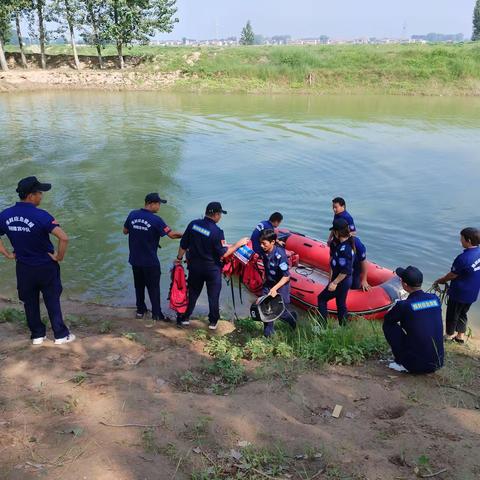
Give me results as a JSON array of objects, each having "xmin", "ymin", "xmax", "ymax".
[{"xmin": 0, "ymin": 92, "xmax": 479, "ymax": 324}]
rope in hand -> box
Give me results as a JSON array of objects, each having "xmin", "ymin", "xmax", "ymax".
[{"xmin": 426, "ymin": 282, "xmax": 449, "ymax": 306}]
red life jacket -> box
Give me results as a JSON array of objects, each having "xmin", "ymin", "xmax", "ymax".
[{"xmin": 168, "ymin": 264, "xmax": 188, "ymax": 314}]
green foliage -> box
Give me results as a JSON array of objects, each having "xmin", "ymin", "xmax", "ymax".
[
  {"xmin": 274, "ymin": 342, "xmax": 294, "ymax": 359},
  {"xmin": 122, "ymin": 331, "xmax": 138, "ymax": 342},
  {"xmin": 205, "ymin": 355, "xmax": 246, "ymax": 387},
  {"xmin": 99, "ymin": 319, "xmax": 112, "ymax": 333},
  {"xmin": 244, "ymin": 338, "xmax": 274, "ymax": 360},
  {"xmin": 204, "ymin": 336, "xmax": 242, "ymax": 361},
  {"xmin": 474, "ymin": 0, "xmax": 480, "ymax": 41},
  {"xmin": 0, "ymin": 308, "xmax": 26, "ymax": 325},
  {"xmin": 276, "ymin": 315, "xmax": 388, "ymax": 365},
  {"xmin": 240, "ymin": 20, "xmax": 254, "ymax": 46}
]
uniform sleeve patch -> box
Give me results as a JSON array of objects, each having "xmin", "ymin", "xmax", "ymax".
[
  {"xmin": 279, "ymin": 262, "xmax": 289, "ymax": 271},
  {"xmin": 221, "ymin": 239, "xmax": 227, "ymax": 247},
  {"xmin": 164, "ymin": 226, "xmax": 171, "ymax": 233},
  {"xmin": 338, "ymin": 258, "xmax": 346, "ymax": 267}
]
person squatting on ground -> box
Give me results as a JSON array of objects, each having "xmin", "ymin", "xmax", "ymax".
[
  {"xmin": 258, "ymin": 229, "xmax": 297, "ymax": 337},
  {"xmin": 250, "ymin": 212, "xmax": 283, "ymax": 254},
  {"xmin": 175, "ymin": 202, "xmax": 249, "ymax": 330},
  {"xmin": 0, "ymin": 177, "xmax": 75, "ymax": 345},
  {"xmin": 434, "ymin": 227, "xmax": 480, "ymax": 344},
  {"xmin": 318, "ymin": 218, "xmax": 355, "ymax": 326},
  {"xmin": 123, "ymin": 193, "xmax": 183, "ymax": 323},
  {"xmin": 383, "ymin": 266, "xmax": 444, "ymax": 373}
]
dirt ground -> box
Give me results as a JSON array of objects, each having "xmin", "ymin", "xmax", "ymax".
[{"xmin": 0, "ymin": 297, "xmax": 479, "ymax": 480}]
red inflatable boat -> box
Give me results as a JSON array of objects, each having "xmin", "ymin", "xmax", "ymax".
[{"xmin": 278, "ymin": 230, "xmax": 404, "ymax": 320}]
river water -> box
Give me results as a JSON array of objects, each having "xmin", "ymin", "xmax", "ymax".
[{"xmin": 0, "ymin": 92, "xmax": 479, "ymax": 324}]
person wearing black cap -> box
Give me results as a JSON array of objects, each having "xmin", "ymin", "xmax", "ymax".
[
  {"xmin": 318, "ymin": 218, "xmax": 355, "ymax": 326},
  {"xmin": 433, "ymin": 227, "xmax": 480, "ymax": 344},
  {"xmin": 0, "ymin": 177, "xmax": 74, "ymax": 345},
  {"xmin": 174, "ymin": 202, "xmax": 249, "ymax": 330},
  {"xmin": 123, "ymin": 193, "xmax": 183, "ymax": 322},
  {"xmin": 383, "ymin": 266, "xmax": 444, "ymax": 374}
]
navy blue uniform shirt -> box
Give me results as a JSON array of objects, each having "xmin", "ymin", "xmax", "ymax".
[
  {"xmin": 449, "ymin": 247, "xmax": 480, "ymax": 304},
  {"xmin": 251, "ymin": 220, "xmax": 273, "ymax": 254},
  {"xmin": 384, "ymin": 290, "xmax": 444, "ymax": 372},
  {"xmin": 0, "ymin": 202, "xmax": 59, "ymax": 266},
  {"xmin": 261, "ymin": 245, "xmax": 290, "ymax": 287},
  {"xmin": 180, "ymin": 217, "xmax": 227, "ymax": 267},
  {"xmin": 124, "ymin": 209, "xmax": 171, "ymax": 267},
  {"xmin": 330, "ymin": 239, "xmax": 354, "ymax": 280},
  {"xmin": 334, "ymin": 210, "xmax": 356, "ymax": 232},
  {"xmin": 331, "ymin": 237, "xmax": 365, "ymax": 287}
]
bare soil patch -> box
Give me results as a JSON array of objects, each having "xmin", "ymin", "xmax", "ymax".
[{"xmin": 0, "ymin": 297, "xmax": 479, "ymax": 479}]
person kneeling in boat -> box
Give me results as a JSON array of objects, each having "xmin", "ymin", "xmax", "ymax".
[
  {"xmin": 318, "ymin": 218, "xmax": 355, "ymax": 326},
  {"xmin": 259, "ymin": 229, "xmax": 297, "ymax": 337},
  {"xmin": 251, "ymin": 212, "xmax": 284, "ymax": 254},
  {"xmin": 383, "ymin": 266, "xmax": 444, "ymax": 374}
]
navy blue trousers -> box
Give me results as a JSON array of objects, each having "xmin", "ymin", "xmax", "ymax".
[
  {"xmin": 317, "ymin": 276, "xmax": 352, "ymax": 326},
  {"xmin": 262, "ymin": 284, "xmax": 296, "ymax": 337},
  {"xmin": 132, "ymin": 265, "xmax": 162, "ymax": 318},
  {"xmin": 16, "ymin": 261, "xmax": 69, "ymax": 340},
  {"xmin": 382, "ymin": 321, "xmax": 439, "ymax": 374},
  {"xmin": 445, "ymin": 299, "xmax": 471, "ymax": 335},
  {"xmin": 183, "ymin": 263, "xmax": 222, "ymax": 325}
]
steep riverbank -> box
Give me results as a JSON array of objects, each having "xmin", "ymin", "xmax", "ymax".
[
  {"xmin": 1, "ymin": 297, "xmax": 479, "ymax": 479},
  {"xmin": 2, "ymin": 44, "xmax": 480, "ymax": 95}
]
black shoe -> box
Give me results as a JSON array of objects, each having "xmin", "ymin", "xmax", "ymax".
[
  {"xmin": 152, "ymin": 314, "xmax": 168, "ymax": 322},
  {"xmin": 454, "ymin": 337, "xmax": 465, "ymax": 344}
]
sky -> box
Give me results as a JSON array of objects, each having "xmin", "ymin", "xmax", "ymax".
[{"xmin": 158, "ymin": 0, "xmax": 476, "ymax": 40}]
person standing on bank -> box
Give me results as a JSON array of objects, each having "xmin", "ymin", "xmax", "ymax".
[
  {"xmin": 318, "ymin": 218, "xmax": 355, "ymax": 326},
  {"xmin": 259, "ymin": 229, "xmax": 297, "ymax": 337},
  {"xmin": 175, "ymin": 202, "xmax": 249, "ymax": 330},
  {"xmin": 250, "ymin": 212, "xmax": 283, "ymax": 254},
  {"xmin": 383, "ymin": 266, "xmax": 444, "ymax": 373},
  {"xmin": 433, "ymin": 227, "xmax": 480, "ymax": 344},
  {"xmin": 0, "ymin": 177, "xmax": 74, "ymax": 345},
  {"xmin": 124, "ymin": 193, "xmax": 183, "ymax": 323}
]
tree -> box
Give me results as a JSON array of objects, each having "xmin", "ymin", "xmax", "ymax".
[
  {"xmin": 473, "ymin": 0, "xmax": 480, "ymax": 41},
  {"xmin": 240, "ymin": 20, "xmax": 254, "ymax": 45},
  {"xmin": 82, "ymin": 0, "xmax": 109, "ymax": 69},
  {"xmin": 105, "ymin": 0, "xmax": 178, "ymax": 69},
  {"xmin": 50, "ymin": 0, "xmax": 84, "ymax": 69},
  {"xmin": 31, "ymin": 0, "xmax": 47, "ymax": 69},
  {"xmin": 12, "ymin": 1, "xmax": 31, "ymax": 68},
  {"xmin": 0, "ymin": 5, "xmax": 11, "ymax": 71}
]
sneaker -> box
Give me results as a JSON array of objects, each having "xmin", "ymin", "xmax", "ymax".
[
  {"xmin": 136, "ymin": 312, "xmax": 145, "ymax": 319},
  {"xmin": 208, "ymin": 323, "xmax": 218, "ymax": 330},
  {"xmin": 388, "ymin": 362, "xmax": 408, "ymax": 373},
  {"xmin": 54, "ymin": 334, "xmax": 76, "ymax": 345},
  {"xmin": 152, "ymin": 314, "xmax": 168, "ymax": 322},
  {"xmin": 181, "ymin": 320, "xmax": 190, "ymax": 326},
  {"xmin": 32, "ymin": 336, "xmax": 47, "ymax": 345}
]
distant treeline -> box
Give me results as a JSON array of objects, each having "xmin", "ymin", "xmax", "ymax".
[{"xmin": 0, "ymin": 0, "xmax": 178, "ymax": 71}]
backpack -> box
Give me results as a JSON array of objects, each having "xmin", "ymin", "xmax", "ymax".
[
  {"xmin": 168, "ymin": 264, "xmax": 188, "ymax": 314},
  {"xmin": 242, "ymin": 253, "xmax": 264, "ymax": 295}
]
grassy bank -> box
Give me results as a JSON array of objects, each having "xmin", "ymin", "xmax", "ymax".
[{"xmin": 5, "ymin": 43, "xmax": 480, "ymax": 95}]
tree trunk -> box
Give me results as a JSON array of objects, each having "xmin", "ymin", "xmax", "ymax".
[
  {"xmin": 64, "ymin": 0, "xmax": 80, "ymax": 70},
  {"xmin": 36, "ymin": 0, "xmax": 47, "ymax": 69},
  {"xmin": 15, "ymin": 13, "xmax": 28, "ymax": 68},
  {"xmin": 0, "ymin": 38, "xmax": 8, "ymax": 72},
  {"xmin": 87, "ymin": 4, "xmax": 103, "ymax": 69},
  {"xmin": 117, "ymin": 41, "xmax": 124, "ymax": 69}
]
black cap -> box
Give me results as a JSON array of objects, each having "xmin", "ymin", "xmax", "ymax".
[
  {"xmin": 145, "ymin": 193, "xmax": 167, "ymax": 204},
  {"xmin": 329, "ymin": 218, "xmax": 349, "ymax": 231},
  {"xmin": 395, "ymin": 266, "xmax": 423, "ymax": 287},
  {"xmin": 16, "ymin": 176, "xmax": 51, "ymax": 196},
  {"xmin": 206, "ymin": 202, "xmax": 227, "ymax": 215}
]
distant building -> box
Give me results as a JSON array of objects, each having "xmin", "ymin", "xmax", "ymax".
[{"xmin": 411, "ymin": 33, "xmax": 464, "ymax": 43}]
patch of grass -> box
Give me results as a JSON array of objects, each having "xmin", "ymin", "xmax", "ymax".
[
  {"xmin": 204, "ymin": 337, "xmax": 242, "ymax": 361},
  {"xmin": 122, "ymin": 332, "xmax": 139, "ymax": 342},
  {"xmin": 65, "ymin": 314, "xmax": 90, "ymax": 328},
  {"xmin": 275, "ymin": 314, "xmax": 389, "ymax": 365},
  {"xmin": 253, "ymin": 358, "xmax": 309, "ymax": 388},
  {"xmin": 243, "ymin": 338, "xmax": 274, "ymax": 360},
  {"xmin": 205, "ymin": 356, "xmax": 247, "ymax": 389},
  {"xmin": 141, "ymin": 428, "xmax": 160, "ymax": 454},
  {"xmin": 178, "ymin": 370, "xmax": 202, "ymax": 392},
  {"xmin": 71, "ymin": 372, "xmax": 88, "ymax": 385},
  {"xmin": 0, "ymin": 307, "xmax": 26, "ymax": 325},
  {"xmin": 189, "ymin": 329, "xmax": 209, "ymax": 342},
  {"xmin": 183, "ymin": 415, "xmax": 212, "ymax": 442},
  {"xmin": 99, "ymin": 320, "xmax": 113, "ymax": 334}
]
